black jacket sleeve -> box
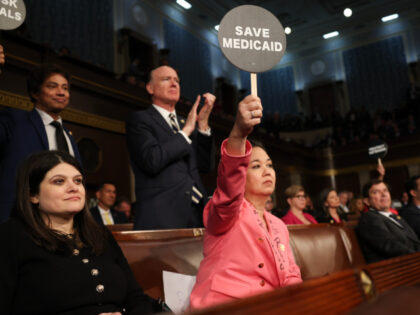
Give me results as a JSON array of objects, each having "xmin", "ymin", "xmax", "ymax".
[{"xmin": 106, "ymin": 229, "xmax": 157, "ymax": 314}]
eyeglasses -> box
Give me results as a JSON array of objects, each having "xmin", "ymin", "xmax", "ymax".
[{"xmin": 294, "ymin": 194, "xmax": 307, "ymax": 200}]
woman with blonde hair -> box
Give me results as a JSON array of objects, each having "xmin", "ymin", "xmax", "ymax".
[{"xmin": 281, "ymin": 185, "xmax": 317, "ymax": 225}]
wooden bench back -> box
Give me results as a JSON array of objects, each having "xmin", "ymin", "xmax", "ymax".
[
  {"xmin": 113, "ymin": 224, "xmax": 364, "ymax": 299},
  {"xmin": 184, "ymin": 252, "xmax": 420, "ymax": 314},
  {"xmin": 184, "ymin": 269, "xmax": 366, "ymax": 315},
  {"xmin": 114, "ymin": 228, "xmax": 204, "ymax": 299},
  {"xmin": 364, "ymin": 251, "xmax": 420, "ymax": 294},
  {"xmin": 288, "ymin": 223, "xmax": 365, "ymax": 279}
]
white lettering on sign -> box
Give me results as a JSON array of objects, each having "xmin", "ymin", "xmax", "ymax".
[
  {"xmin": 0, "ymin": 6, "xmax": 21, "ymax": 20},
  {"xmin": 235, "ymin": 26, "xmax": 270, "ymax": 38},
  {"xmin": 222, "ymin": 37, "xmax": 283, "ymax": 52},
  {"xmin": 368, "ymin": 145, "xmax": 387, "ymax": 155},
  {"xmin": 1, "ymin": 0, "xmax": 18, "ymax": 8}
]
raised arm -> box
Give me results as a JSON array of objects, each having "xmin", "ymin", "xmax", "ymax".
[{"xmin": 205, "ymin": 95, "xmax": 262, "ymax": 234}]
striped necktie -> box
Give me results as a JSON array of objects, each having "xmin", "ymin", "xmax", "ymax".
[
  {"xmin": 169, "ymin": 113, "xmax": 179, "ymax": 133},
  {"xmin": 168, "ymin": 113, "xmax": 203, "ymax": 204},
  {"xmin": 192, "ymin": 185, "xmax": 203, "ymax": 204}
]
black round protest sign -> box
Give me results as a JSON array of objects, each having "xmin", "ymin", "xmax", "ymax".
[
  {"xmin": 368, "ymin": 139, "xmax": 388, "ymax": 160},
  {"xmin": 0, "ymin": 0, "xmax": 26, "ymax": 30},
  {"xmin": 218, "ymin": 5, "xmax": 286, "ymax": 73}
]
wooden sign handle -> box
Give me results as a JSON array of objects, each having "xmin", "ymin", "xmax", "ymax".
[{"xmin": 250, "ymin": 73, "xmax": 257, "ymax": 96}]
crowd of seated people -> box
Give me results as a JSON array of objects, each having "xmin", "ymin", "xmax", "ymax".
[{"xmin": 261, "ymin": 88, "xmax": 420, "ymax": 148}]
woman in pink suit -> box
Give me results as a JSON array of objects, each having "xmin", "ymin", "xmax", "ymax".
[
  {"xmin": 281, "ymin": 185, "xmax": 318, "ymax": 225},
  {"xmin": 189, "ymin": 95, "xmax": 302, "ymax": 309}
]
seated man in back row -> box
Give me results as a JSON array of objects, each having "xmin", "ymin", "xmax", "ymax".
[
  {"xmin": 357, "ymin": 179, "xmax": 420, "ymax": 263},
  {"xmin": 90, "ymin": 182, "xmax": 128, "ymax": 225}
]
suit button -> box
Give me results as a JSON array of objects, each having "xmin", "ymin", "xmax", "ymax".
[
  {"xmin": 258, "ymin": 263, "xmax": 264, "ymax": 268},
  {"xmin": 72, "ymin": 249, "xmax": 79, "ymax": 256},
  {"xmin": 91, "ymin": 269, "xmax": 99, "ymax": 276},
  {"xmin": 257, "ymin": 237, "xmax": 264, "ymax": 243},
  {"xmin": 96, "ymin": 284, "xmax": 104, "ymax": 293},
  {"xmin": 82, "ymin": 259, "xmax": 89, "ymax": 264},
  {"xmin": 260, "ymin": 279, "xmax": 265, "ymax": 286}
]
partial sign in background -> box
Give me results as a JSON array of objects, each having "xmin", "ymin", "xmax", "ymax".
[
  {"xmin": 368, "ymin": 139, "xmax": 388, "ymax": 168},
  {"xmin": 218, "ymin": 5, "xmax": 286, "ymax": 95},
  {"xmin": 0, "ymin": 0, "xmax": 27, "ymax": 73},
  {"xmin": 0, "ymin": 0, "xmax": 26, "ymax": 30}
]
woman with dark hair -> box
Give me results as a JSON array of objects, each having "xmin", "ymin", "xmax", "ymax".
[
  {"xmin": 315, "ymin": 188, "xmax": 348, "ymax": 223},
  {"xmin": 0, "ymin": 150, "xmax": 158, "ymax": 314},
  {"xmin": 189, "ymin": 95, "xmax": 301, "ymax": 309}
]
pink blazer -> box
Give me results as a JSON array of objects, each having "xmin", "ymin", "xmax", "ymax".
[
  {"xmin": 189, "ymin": 140, "xmax": 302, "ymax": 309},
  {"xmin": 281, "ymin": 210, "xmax": 318, "ymax": 225}
]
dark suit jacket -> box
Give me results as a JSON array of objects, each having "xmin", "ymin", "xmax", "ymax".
[
  {"xmin": 126, "ymin": 105, "xmax": 213, "ymax": 230},
  {"xmin": 0, "ymin": 218, "xmax": 154, "ymax": 314},
  {"xmin": 357, "ymin": 209, "xmax": 420, "ymax": 263},
  {"xmin": 314, "ymin": 208, "xmax": 348, "ymax": 223},
  {"xmin": 399, "ymin": 203, "xmax": 420, "ymax": 239},
  {"xmin": 0, "ymin": 108, "xmax": 81, "ymax": 222},
  {"xmin": 90, "ymin": 206, "xmax": 128, "ymax": 225}
]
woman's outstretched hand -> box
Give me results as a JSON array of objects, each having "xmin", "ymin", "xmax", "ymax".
[{"xmin": 227, "ymin": 95, "xmax": 262, "ymax": 155}]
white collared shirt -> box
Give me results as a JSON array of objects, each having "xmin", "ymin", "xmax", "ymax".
[
  {"xmin": 377, "ymin": 210, "xmax": 403, "ymax": 227},
  {"xmin": 152, "ymin": 104, "xmax": 211, "ymax": 144},
  {"xmin": 36, "ymin": 108, "xmax": 75, "ymax": 156},
  {"xmin": 98, "ymin": 205, "xmax": 115, "ymax": 225}
]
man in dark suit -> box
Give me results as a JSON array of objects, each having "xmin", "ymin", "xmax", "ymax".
[
  {"xmin": 90, "ymin": 182, "xmax": 128, "ymax": 225},
  {"xmin": 399, "ymin": 176, "xmax": 420, "ymax": 238},
  {"xmin": 357, "ymin": 179, "xmax": 420, "ymax": 263},
  {"xmin": 126, "ymin": 65, "xmax": 214, "ymax": 230},
  {"xmin": 0, "ymin": 63, "xmax": 82, "ymax": 223}
]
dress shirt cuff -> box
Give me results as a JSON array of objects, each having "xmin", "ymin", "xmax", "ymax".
[
  {"xmin": 197, "ymin": 127, "xmax": 212, "ymax": 136},
  {"xmin": 179, "ymin": 131, "xmax": 192, "ymax": 144}
]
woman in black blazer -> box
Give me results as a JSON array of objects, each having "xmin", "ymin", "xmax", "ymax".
[
  {"xmin": 315, "ymin": 188, "xmax": 348, "ymax": 224},
  {"xmin": 0, "ymin": 150, "xmax": 160, "ymax": 315}
]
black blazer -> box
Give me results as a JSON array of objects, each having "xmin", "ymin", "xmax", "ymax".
[
  {"xmin": 314, "ymin": 208, "xmax": 348, "ymax": 223},
  {"xmin": 0, "ymin": 108, "xmax": 82, "ymax": 223},
  {"xmin": 357, "ymin": 209, "xmax": 420, "ymax": 263},
  {"xmin": 126, "ymin": 106, "xmax": 213, "ymax": 230},
  {"xmin": 90, "ymin": 206, "xmax": 128, "ymax": 225},
  {"xmin": 399, "ymin": 203, "xmax": 420, "ymax": 239},
  {"xmin": 0, "ymin": 218, "xmax": 154, "ymax": 314}
]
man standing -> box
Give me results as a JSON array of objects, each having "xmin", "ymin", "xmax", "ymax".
[
  {"xmin": 0, "ymin": 63, "xmax": 81, "ymax": 222},
  {"xmin": 357, "ymin": 179, "xmax": 420, "ymax": 263},
  {"xmin": 399, "ymin": 176, "xmax": 420, "ymax": 238},
  {"xmin": 126, "ymin": 65, "xmax": 214, "ymax": 230},
  {"xmin": 90, "ymin": 182, "xmax": 128, "ymax": 225}
]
